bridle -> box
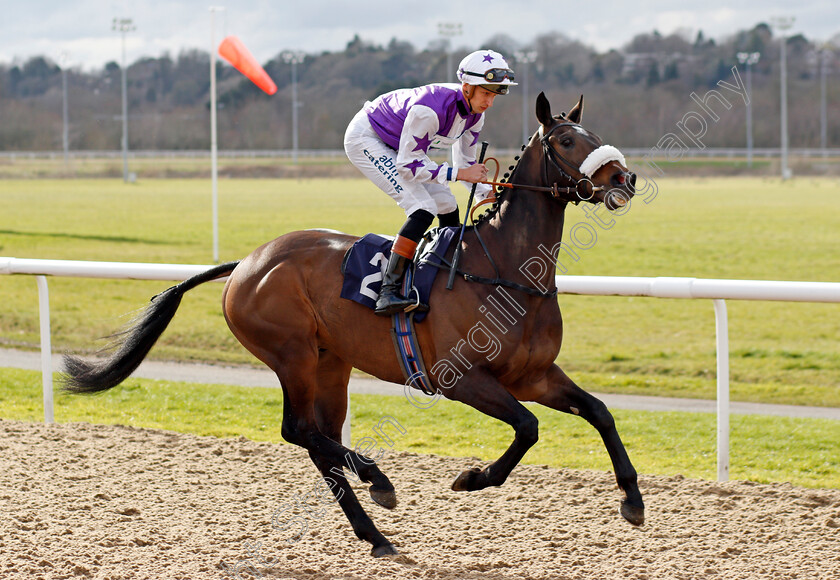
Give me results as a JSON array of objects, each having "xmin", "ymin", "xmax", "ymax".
[
  {"xmin": 538, "ymin": 122, "xmax": 606, "ymax": 203},
  {"xmin": 479, "ymin": 121, "xmax": 607, "ymax": 206},
  {"xmin": 437, "ymin": 122, "xmax": 623, "ymax": 299}
]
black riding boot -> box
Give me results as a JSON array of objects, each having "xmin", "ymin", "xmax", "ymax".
[
  {"xmin": 438, "ymin": 208, "xmax": 460, "ymax": 228},
  {"xmin": 375, "ymin": 210, "xmax": 435, "ymax": 316},
  {"xmin": 375, "ymin": 253, "xmax": 423, "ymax": 316}
]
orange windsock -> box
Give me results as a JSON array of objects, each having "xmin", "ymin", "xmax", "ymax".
[{"xmin": 218, "ymin": 35, "xmax": 277, "ymax": 95}]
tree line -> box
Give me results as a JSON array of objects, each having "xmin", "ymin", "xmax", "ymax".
[{"xmin": 0, "ymin": 23, "xmax": 837, "ymax": 152}]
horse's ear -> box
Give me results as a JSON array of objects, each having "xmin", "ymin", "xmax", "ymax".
[
  {"xmin": 567, "ymin": 94, "xmax": 584, "ymax": 124},
  {"xmin": 535, "ymin": 92, "xmax": 552, "ymax": 126}
]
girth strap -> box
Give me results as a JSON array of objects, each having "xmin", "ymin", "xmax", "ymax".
[{"xmin": 390, "ymin": 263, "xmax": 436, "ymax": 396}]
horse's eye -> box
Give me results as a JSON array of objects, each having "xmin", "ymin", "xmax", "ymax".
[{"xmin": 560, "ymin": 137, "xmax": 573, "ymax": 148}]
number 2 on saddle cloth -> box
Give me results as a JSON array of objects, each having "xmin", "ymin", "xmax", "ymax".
[{"xmin": 339, "ymin": 228, "xmax": 460, "ymax": 395}]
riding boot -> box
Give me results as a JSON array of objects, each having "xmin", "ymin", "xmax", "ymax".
[
  {"xmin": 375, "ymin": 211, "xmax": 435, "ymax": 316},
  {"xmin": 375, "ymin": 253, "xmax": 420, "ymax": 316},
  {"xmin": 438, "ymin": 208, "xmax": 461, "ymax": 228}
]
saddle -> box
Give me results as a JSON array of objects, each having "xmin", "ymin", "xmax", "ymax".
[
  {"xmin": 340, "ymin": 227, "xmax": 458, "ymax": 395},
  {"xmin": 339, "ymin": 227, "xmax": 457, "ymax": 322}
]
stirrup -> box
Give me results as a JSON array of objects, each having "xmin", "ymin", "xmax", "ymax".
[
  {"xmin": 375, "ymin": 298, "xmax": 415, "ymax": 316},
  {"xmin": 374, "ymin": 286, "xmax": 416, "ymax": 316},
  {"xmin": 403, "ymin": 287, "xmax": 429, "ymax": 313}
]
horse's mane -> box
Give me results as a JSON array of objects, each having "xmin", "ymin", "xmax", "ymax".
[{"xmin": 474, "ymin": 111, "xmax": 576, "ymax": 228}]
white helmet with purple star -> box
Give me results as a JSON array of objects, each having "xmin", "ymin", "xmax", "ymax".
[{"xmin": 457, "ymin": 49, "xmax": 517, "ymax": 95}]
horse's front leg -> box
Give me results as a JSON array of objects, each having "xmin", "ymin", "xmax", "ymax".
[
  {"xmin": 444, "ymin": 369, "xmax": 540, "ymax": 491},
  {"xmin": 534, "ymin": 365, "xmax": 645, "ymax": 525}
]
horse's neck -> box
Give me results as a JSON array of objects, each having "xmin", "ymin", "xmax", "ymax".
[{"xmin": 481, "ymin": 149, "xmax": 568, "ymax": 289}]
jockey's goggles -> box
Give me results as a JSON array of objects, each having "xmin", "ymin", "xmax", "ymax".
[{"xmin": 461, "ymin": 68, "xmax": 515, "ymax": 83}]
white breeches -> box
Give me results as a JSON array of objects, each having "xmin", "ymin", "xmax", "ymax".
[{"xmin": 343, "ymin": 108, "xmax": 457, "ymax": 217}]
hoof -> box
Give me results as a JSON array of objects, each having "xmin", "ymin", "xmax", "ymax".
[
  {"xmin": 369, "ymin": 486, "xmax": 397, "ymax": 510},
  {"xmin": 620, "ymin": 499, "xmax": 645, "ymax": 526},
  {"xmin": 451, "ymin": 467, "xmax": 486, "ymax": 492},
  {"xmin": 371, "ymin": 543, "xmax": 399, "ymax": 558}
]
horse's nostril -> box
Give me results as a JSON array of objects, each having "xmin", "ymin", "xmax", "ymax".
[
  {"xmin": 629, "ymin": 172, "xmax": 637, "ymax": 188},
  {"xmin": 616, "ymin": 174, "xmax": 626, "ymax": 184}
]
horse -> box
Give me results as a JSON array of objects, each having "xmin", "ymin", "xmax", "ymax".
[{"xmin": 63, "ymin": 92, "xmax": 645, "ymax": 557}]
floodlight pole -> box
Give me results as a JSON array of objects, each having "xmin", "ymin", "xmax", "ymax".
[
  {"xmin": 438, "ymin": 22, "xmax": 462, "ymax": 166},
  {"xmin": 771, "ymin": 16, "xmax": 794, "ymax": 180},
  {"xmin": 210, "ymin": 6, "xmax": 224, "ymax": 263},
  {"xmin": 736, "ymin": 52, "xmax": 760, "ymax": 168},
  {"xmin": 60, "ymin": 51, "xmax": 70, "ymax": 166},
  {"xmin": 438, "ymin": 22, "xmax": 462, "ymax": 82},
  {"xmin": 820, "ymin": 45, "xmax": 829, "ymax": 154},
  {"xmin": 112, "ymin": 18, "xmax": 135, "ymax": 183},
  {"xmin": 282, "ymin": 51, "xmax": 304, "ymax": 164},
  {"xmin": 514, "ymin": 50, "xmax": 537, "ymax": 145}
]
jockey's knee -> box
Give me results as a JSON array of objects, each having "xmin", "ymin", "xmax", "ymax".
[
  {"xmin": 436, "ymin": 198, "xmax": 458, "ymax": 215},
  {"xmin": 437, "ymin": 208, "xmax": 460, "ymax": 227}
]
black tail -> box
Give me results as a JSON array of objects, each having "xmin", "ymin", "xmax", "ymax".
[{"xmin": 62, "ymin": 261, "xmax": 240, "ymax": 394}]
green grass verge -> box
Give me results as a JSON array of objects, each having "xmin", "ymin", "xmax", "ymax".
[
  {"xmin": 1, "ymin": 176, "xmax": 839, "ymax": 406},
  {"xmin": 0, "ymin": 155, "xmax": 355, "ymax": 179},
  {"xmin": 2, "ymin": 368, "xmax": 837, "ymax": 489}
]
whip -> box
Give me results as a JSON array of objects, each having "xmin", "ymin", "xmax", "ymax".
[{"xmin": 447, "ymin": 141, "xmax": 489, "ymax": 290}]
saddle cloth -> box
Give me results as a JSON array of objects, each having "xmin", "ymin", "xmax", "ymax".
[{"xmin": 339, "ymin": 226, "xmax": 457, "ymax": 322}]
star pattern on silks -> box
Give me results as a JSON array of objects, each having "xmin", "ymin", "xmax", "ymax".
[
  {"xmin": 412, "ymin": 133, "xmax": 433, "ymax": 153},
  {"xmin": 429, "ymin": 165, "xmax": 443, "ymax": 180},
  {"xmin": 469, "ymin": 130, "xmax": 481, "ymax": 147},
  {"xmin": 405, "ymin": 159, "xmax": 425, "ymax": 176},
  {"xmin": 483, "ymin": 53, "xmax": 495, "ymax": 63}
]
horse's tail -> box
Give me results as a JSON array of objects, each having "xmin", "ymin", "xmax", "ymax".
[{"xmin": 62, "ymin": 261, "xmax": 240, "ymax": 394}]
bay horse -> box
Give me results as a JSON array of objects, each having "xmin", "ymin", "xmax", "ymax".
[{"xmin": 63, "ymin": 92, "xmax": 645, "ymax": 557}]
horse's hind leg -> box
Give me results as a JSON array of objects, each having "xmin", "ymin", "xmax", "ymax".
[
  {"xmin": 312, "ymin": 349, "xmax": 352, "ymax": 444},
  {"xmin": 535, "ymin": 365, "xmax": 645, "ymax": 525},
  {"xmin": 225, "ymin": 276, "xmax": 397, "ymax": 553},
  {"xmin": 279, "ymin": 348, "xmax": 398, "ymax": 556},
  {"xmin": 308, "ymin": 452, "xmax": 398, "ymax": 557},
  {"xmin": 250, "ymin": 332, "xmax": 394, "ymax": 508},
  {"xmin": 308, "ymin": 349, "xmax": 397, "ymax": 509}
]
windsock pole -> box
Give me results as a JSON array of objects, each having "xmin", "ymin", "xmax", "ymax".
[
  {"xmin": 209, "ymin": 7, "xmax": 224, "ymax": 263},
  {"xmin": 210, "ymin": 31, "xmax": 276, "ymax": 263}
]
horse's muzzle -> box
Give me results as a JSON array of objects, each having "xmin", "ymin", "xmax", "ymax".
[
  {"xmin": 604, "ymin": 171, "xmax": 635, "ymax": 209},
  {"xmin": 612, "ymin": 171, "xmax": 636, "ymax": 193}
]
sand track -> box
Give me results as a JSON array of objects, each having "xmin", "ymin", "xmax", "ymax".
[{"xmin": 1, "ymin": 419, "xmax": 838, "ymax": 579}]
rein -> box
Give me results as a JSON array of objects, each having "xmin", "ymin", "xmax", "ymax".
[
  {"xmin": 444, "ymin": 124, "xmax": 604, "ymax": 299},
  {"xmin": 443, "ymin": 121, "xmax": 620, "ymax": 298},
  {"xmin": 478, "ymin": 122, "xmax": 606, "ymax": 206}
]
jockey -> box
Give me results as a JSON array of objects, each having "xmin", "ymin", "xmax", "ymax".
[{"xmin": 344, "ymin": 49, "xmax": 516, "ymax": 316}]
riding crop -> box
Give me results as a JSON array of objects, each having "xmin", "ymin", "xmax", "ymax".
[{"xmin": 447, "ymin": 141, "xmax": 488, "ymax": 290}]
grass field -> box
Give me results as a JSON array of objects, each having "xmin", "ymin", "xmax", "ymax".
[
  {"xmin": 0, "ymin": 154, "xmax": 355, "ymax": 180},
  {"xmin": 2, "ymin": 174, "xmax": 838, "ymax": 488},
  {"xmin": 2, "ymin": 367, "xmax": 837, "ymax": 489},
  {"xmin": 1, "ymin": 175, "xmax": 838, "ymax": 406}
]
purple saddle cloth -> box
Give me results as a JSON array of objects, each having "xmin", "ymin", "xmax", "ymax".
[{"xmin": 339, "ymin": 227, "xmax": 457, "ymax": 322}]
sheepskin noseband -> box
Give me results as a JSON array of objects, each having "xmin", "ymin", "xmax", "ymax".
[{"xmin": 578, "ymin": 145, "xmax": 626, "ymax": 178}]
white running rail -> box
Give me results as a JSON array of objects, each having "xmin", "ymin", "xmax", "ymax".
[{"xmin": 2, "ymin": 256, "xmax": 839, "ymax": 481}]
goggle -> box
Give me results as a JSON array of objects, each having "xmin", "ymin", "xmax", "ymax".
[{"xmin": 461, "ymin": 68, "xmax": 515, "ymax": 83}]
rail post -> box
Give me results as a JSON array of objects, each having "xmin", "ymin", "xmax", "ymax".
[
  {"xmin": 35, "ymin": 276, "xmax": 54, "ymax": 423},
  {"xmin": 713, "ymin": 299, "xmax": 729, "ymax": 481}
]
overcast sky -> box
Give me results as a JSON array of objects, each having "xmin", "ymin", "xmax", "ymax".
[{"xmin": 2, "ymin": 0, "xmax": 838, "ymax": 71}]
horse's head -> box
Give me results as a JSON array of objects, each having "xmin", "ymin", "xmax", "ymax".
[{"xmin": 533, "ymin": 92, "xmax": 635, "ymax": 209}]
